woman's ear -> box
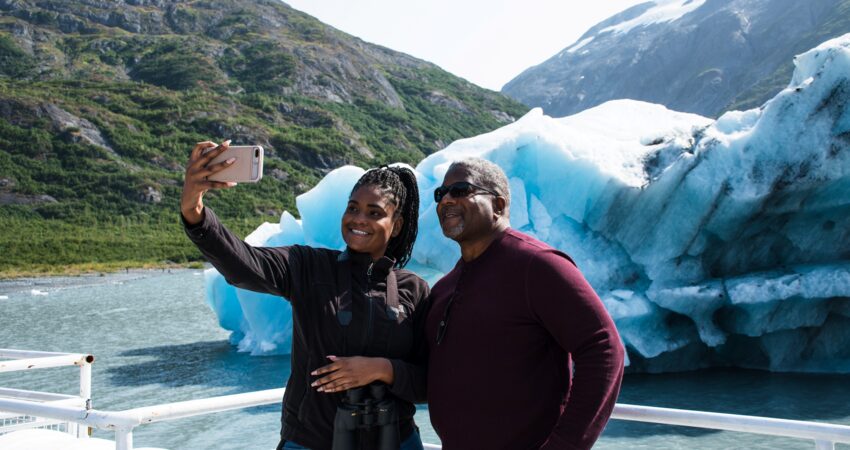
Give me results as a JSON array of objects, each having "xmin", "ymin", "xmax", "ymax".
[{"xmin": 391, "ymin": 216, "xmax": 404, "ymax": 237}]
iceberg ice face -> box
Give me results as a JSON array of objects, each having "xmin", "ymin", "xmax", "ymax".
[
  {"xmin": 204, "ymin": 269, "xmax": 245, "ymax": 343},
  {"xmin": 205, "ymin": 34, "xmax": 850, "ymax": 372}
]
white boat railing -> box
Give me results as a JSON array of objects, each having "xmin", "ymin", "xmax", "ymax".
[
  {"xmin": 0, "ymin": 349, "xmax": 94, "ymax": 439},
  {"xmin": 0, "ymin": 388, "xmax": 287, "ymax": 450},
  {"xmin": 2, "ymin": 349, "xmax": 850, "ymax": 449},
  {"xmin": 611, "ymin": 404, "xmax": 850, "ymax": 450}
]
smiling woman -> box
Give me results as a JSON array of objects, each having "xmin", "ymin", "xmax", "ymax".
[
  {"xmin": 343, "ymin": 166, "xmax": 420, "ymax": 267},
  {"xmin": 344, "ymin": 185, "xmax": 401, "ymax": 260},
  {"xmin": 178, "ymin": 142, "xmax": 430, "ymax": 450}
]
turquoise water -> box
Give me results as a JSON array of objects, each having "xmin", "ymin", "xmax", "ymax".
[{"xmin": 1, "ymin": 270, "xmax": 848, "ymax": 449}]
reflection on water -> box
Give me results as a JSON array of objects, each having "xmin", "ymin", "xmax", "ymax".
[
  {"xmin": 108, "ymin": 341, "xmax": 289, "ymax": 391},
  {"xmin": 601, "ymin": 369, "xmax": 850, "ymax": 449},
  {"xmin": 1, "ymin": 271, "xmax": 849, "ymax": 449},
  {"xmin": 107, "ymin": 341, "xmax": 289, "ymax": 417}
]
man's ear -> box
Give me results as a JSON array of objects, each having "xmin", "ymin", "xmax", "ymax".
[
  {"xmin": 493, "ymin": 196, "xmax": 507, "ymax": 217},
  {"xmin": 391, "ymin": 216, "xmax": 404, "ymax": 237}
]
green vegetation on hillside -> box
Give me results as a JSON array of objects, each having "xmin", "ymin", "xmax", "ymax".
[{"xmin": 0, "ymin": 0, "xmax": 528, "ymax": 277}]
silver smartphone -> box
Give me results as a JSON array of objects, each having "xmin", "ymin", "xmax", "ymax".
[{"xmin": 204, "ymin": 145, "xmax": 264, "ymax": 183}]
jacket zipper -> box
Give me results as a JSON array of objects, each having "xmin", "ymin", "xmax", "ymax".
[{"xmin": 366, "ymin": 262, "xmax": 374, "ymax": 352}]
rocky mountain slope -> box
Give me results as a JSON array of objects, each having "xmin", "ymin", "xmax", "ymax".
[
  {"xmin": 502, "ymin": 0, "xmax": 850, "ymax": 118},
  {"xmin": 0, "ymin": 0, "xmax": 527, "ymax": 274}
]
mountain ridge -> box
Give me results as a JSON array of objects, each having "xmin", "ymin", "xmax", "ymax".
[
  {"xmin": 0, "ymin": 0, "xmax": 528, "ymax": 275},
  {"xmin": 503, "ymin": 0, "xmax": 850, "ymax": 118}
]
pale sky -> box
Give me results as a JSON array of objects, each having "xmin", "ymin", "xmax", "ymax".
[{"xmin": 283, "ymin": 0, "xmax": 649, "ymax": 91}]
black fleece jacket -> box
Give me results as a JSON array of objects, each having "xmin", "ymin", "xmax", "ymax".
[{"xmin": 183, "ymin": 207, "xmax": 430, "ymax": 450}]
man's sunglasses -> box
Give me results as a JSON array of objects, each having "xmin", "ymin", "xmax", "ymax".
[{"xmin": 434, "ymin": 181, "xmax": 500, "ymax": 203}]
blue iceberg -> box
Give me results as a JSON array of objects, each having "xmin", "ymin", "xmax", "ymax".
[{"xmin": 204, "ymin": 34, "xmax": 850, "ymax": 372}]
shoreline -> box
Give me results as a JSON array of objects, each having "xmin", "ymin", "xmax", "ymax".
[{"xmin": 0, "ymin": 261, "xmax": 206, "ymax": 280}]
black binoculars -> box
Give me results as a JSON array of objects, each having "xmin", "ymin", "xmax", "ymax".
[{"xmin": 332, "ymin": 383, "xmax": 400, "ymax": 450}]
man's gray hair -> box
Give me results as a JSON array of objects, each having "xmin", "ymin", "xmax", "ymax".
[{"xmin": 449, "ymin": 158, "xmax": 511, "ymax": 211}]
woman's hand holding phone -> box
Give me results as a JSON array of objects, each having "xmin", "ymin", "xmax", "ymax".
[{"xmin": 180, "ymin": 140, "xmax": 238, "ymax": 225}]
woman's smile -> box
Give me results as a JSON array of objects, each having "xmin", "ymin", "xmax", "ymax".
[{"xmin": 342, "ymin": 184, "xmax": 401, "ymax": 260}]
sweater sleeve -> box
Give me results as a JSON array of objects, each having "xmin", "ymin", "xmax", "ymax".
[
  {"xmin": 526, "ymin": 250, "xmax": 625, "ymax": 450},
  {"xmin": 183, "ymin": 207, "xmax": 299, "ymax": 300},
  {"xmin": 387, "ymin": 277, "xmax": 431, "ymax": 403}
]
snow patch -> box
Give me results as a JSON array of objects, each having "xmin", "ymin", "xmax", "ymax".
[
  {"xmin": 566, "ymin": 36, "xmax": 595, "ymax": 54},
  {"xmin": 601, "ymin": 0, "xmax": 707, "ymax": 35}
]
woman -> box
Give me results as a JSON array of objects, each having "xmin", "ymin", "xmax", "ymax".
[{"xmin": 181, "ymin": 140, "xmax": 429, "ymax": 450}]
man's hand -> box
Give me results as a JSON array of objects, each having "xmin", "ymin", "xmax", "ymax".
[
  {"xmin": 310, "ymin": 356, "xmax": 394, "ymax": 393},
  {"xmin": 180, "ymin": 139, "xmax": 237, "ymax": 224}
]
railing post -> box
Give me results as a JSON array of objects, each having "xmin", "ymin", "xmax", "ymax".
[
  {"xmin": 115, "ymin": 427, "xmax": 134, "ymax": 450},
  {"xmin": 79, "ymin": 360, "xmax": 92, "ymax": 439},
  {"xmin": 815, "ymin": 440, "xmax": 835, "ymax": 450}
]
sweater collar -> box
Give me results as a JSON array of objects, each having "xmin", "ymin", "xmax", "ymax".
[{"xmin": 456, "ymin": 227, "xmax": 512, "ymax": 271}]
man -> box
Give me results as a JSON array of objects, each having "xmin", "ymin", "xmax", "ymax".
[{"xmin": 426, "ymin": 158, "xmax": 625, "ymax": 450}]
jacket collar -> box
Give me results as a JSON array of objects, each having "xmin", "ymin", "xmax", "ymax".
[{"xmin": 338, "ymin": 248, "xmax": 395, "ymax": 279}]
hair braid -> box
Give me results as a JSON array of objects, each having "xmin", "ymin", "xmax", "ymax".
[{"xmin": 350, "ymin": 166, "xmax": 420, "ymax": 268}]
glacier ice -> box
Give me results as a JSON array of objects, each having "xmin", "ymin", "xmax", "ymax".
[{"xmin": 204, "ymin": 34, "xmax": 850, "ymax": 372}]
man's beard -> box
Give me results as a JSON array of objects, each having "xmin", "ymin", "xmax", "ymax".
[{"xmin": 441, "ymin": 219, "xmax": 464, "ymax": 240}]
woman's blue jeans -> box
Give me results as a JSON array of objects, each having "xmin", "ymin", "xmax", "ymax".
[{"xmin": 282, "ymin": 428, "xmax": 425, "ymax": 450}]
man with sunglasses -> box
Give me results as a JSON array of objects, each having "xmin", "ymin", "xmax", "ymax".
[{"xmin": 425, "ymin": 158, "xmax": 624, "ymax": 450}]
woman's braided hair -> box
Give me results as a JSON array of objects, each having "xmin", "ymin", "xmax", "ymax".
[{"xmin": 350, "ymin": 165, "xmax": 420, "ymax": 268}]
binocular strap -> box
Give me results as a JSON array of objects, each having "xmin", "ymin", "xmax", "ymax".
[{"xmin": 385, "ymin": 270, "xmax": 399, "ymax": 312}]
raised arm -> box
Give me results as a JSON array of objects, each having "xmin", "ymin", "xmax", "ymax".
[
  {"xmin": 527, "ymin": 251, "xmax": 625, "ymax": 450},
  {"xmin": 181, "ymin": 140, "xmax": 297, "ymax": 298}
]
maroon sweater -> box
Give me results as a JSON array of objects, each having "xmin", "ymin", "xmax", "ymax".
[{"xmin": 426, "ymin": 229, "xmax": 624, "ymax": 450}]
